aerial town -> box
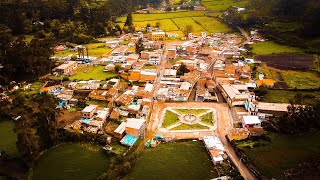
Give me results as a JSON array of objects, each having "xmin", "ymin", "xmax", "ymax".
[{"xmin": 0, "ymin": 0, "xmax": 319, "ymax": 179}]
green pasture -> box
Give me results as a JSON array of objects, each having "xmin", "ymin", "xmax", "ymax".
[
  {"xmin": 234, "ymin": 132, "xmax": 320, "ymax": 178},
  {"xmin": 192, "ymin": 17, "xmax": 232, "ymax": 33},
  {"xmin": 202, "ymin": 0, "xmax": 248, "ymax": 11},
  {"xmin": 70, "ymin": 66, "xmax": 118, "ymax": 81},
  {"xmin": 0, "ymin": 121, "xmax": 18, "ymax": 156},
  {"xmin": 251, "ymin": 41, "xmax": 303, "ymax": 55},
  {"xmin": 128, "ymin": 141, "xmax": 217, "ymax": 180}
]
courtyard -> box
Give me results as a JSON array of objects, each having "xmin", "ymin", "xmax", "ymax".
[{"xmin": 147, "ymin": 102, "xmax": 231, "ymax": 140}]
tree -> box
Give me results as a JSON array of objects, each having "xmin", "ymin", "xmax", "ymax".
[
  {"xmin": 177, "ymin": 63, "xmax": 190, "ymax": 76},
  {"xmin": 124, "ymin": 13, "xmax": 133, "ymax": 26},
  {"xmin": 156, "ymin": 21, "xmax": 160, "ymax": 28},
  {"xmin": 135, "ymin": 38, "xmax": 144, "ymax": 56},
  {"xmin": 115, "ymin": 64, "xmax": 121, "ymax": 73},
  {"xmin": 312, "ymin": 54, "xmax": 320, "ymax": 72},
  {"xmin": 183, "ymin": 25, "xmax": 193, "ymax": 37}
]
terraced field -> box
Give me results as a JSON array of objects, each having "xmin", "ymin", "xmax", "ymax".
[{"xmin": 117, "ymin": 11, "xmax": 232, "ymax": 37}]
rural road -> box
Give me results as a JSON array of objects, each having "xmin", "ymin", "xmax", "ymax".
[{"xmin": 217, "ymin": 106, "xmax": 257, "ymax": 180}]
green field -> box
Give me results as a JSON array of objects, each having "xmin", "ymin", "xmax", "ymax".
[
  {"xmin": 31, "ymin": 143, "xmax": 109, "ymax": 180},
  {"xmin": 171, "ymin": 123, "xmax": 209, "ymax": 130},
  {"xmin": 263, "ymin": 90, "xmax": 320, "ymax": 105},
  {"xmin": 251, "ymin": 41, "xmax": 303, "ymax": 55},
  {"xmin": 192, "ymin": 17, "xmax": 232, "ymax": 33},
  {"xmin": 117, "ymin": 11, "xmax": 233, "ymax": 36},
  {"xmin": 270, "ymin": 21, "xmax": 303, "ymax": 33},
  {"xmin": 174, "ymin": 109, "xmax": 208, "ymax": 115},
  {"xmin": 117, "ymin": 11, "xmax": 206, "ymax": 22},
  {"xmin": 172, "ymin": 17, "xmax": 206, "ymax": 33},
  {"xmin": 200, "ymin": 112, "xmax": 214, "ymax": 126},
  {"xmin": 126, "ymin": 19, "xmax": 179, "ymax": 32},
  {"xmin": 234, "ymin": 132, "xmax": 320, "ymax": 178},
  {"xmin": 54, "ymin": 43, "xmax": 112, "ymax": 58},
  {"xmin": 203, "ymin": 0, "xmax": 249, "ymax": 11},
  {"xmin": 0, "ymin": 121, "xmax": 18, "ymax": 156},
  {"xmin": 70, "ymin": 65, "xmax": 117, "ymax": 81},
  {"xmin": 162, "ymin": 110, "xmax": 180, "ymax": 128},
  {"xmin": 281, "ymin": 70, "xmax": 320, "ymax": 89},
  {"xmin": 128, "ymin": 141, "xmax": 217, "ymax": 180}
]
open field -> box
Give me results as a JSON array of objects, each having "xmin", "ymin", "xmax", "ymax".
[
  {"xmin": 281, "ymin": 70, "xmax": 320, "ymax": 89},
  {"xmin": 54, "ymin": 43, "xmax": 112, "ymax": 58},
  {"xmin": 128, "ymin": 141, "xmax": 217, "ymax": 180},
  {"xmin": 162, "ymin": 110, "xmax": 179, "ymax": 128},
  {"xmin": 116, "ymin": 11, "xmax": 206, "ymax": 22},
  {"xmin": 172, "ymin": 17, "xmax": 206, "ymax": 32},
  {"xmin": 0, "ymin": 121, "xmax": 18, "ymax": 156},
  {"xmin": 256, "ymin": 54, "xmax": 313, "ymax": 70},
  {"xmin": 256, "ymin": 64, "xmax": 320, "ymax": 89},
  {"xmin": 263, "ymin": 90, "xmax": 320, "ymax": 105},
  {"xmin": 31, "ymin": 143, "xmax": 109, "ymax": 180},
  {"xmin": 234, "ymin": 132, "xmax": 320, "ymax": 178},
  {"xmin": 171, "ymin": 123, "xmax": 209, "ymax": 130},
  {"xmin": 117, "ymin": 11, "xmax": 232, "ymax": 36},
  {"xmin": 203, "ymin": 0, "xmax": 248, "ymax": 11},
  {"xmin": 251, "ymin": 41, "xmax": 304, "ymax": 55},
  {"xmin": 69, "ymin": 65, "xmax": 117, "ymax": 81},
  {"xmin": 192, "ymin": 17, "xmax": 232, "ymax": 33}
]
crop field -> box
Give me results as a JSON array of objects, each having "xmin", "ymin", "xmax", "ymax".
[
  {"xmin": 172, "ymin": 17, "xmax": 205, "ymax": 32},
  {"xmin": 256, "ymin": 64, "xmax": 320, "ymax": 89},
  {"xmin": 117, "ymin": 11, "xmax": 232, "ymax": 37},
  {"xmin": 256, "ymin": 54, "xmax": 313, "ymax": 70},
  {"xmin": 117, "ymin": 11, "xmax": 206, "ymax": 22},
  {"xmin": 128, "ymin": 141, "xmax": 217, "ymax": 180},
  {"xmin": 202, "ymin": 0, "xmax": 249, "ymax": 11},
  {"xmin": 251, "ymin": 41, "xmax": 304, "ymax": 55},
  {"xmin": 192, "ymin": 16, "xmax": 231, "ymax": 33},
  {"xmin": 281, "ymin": 70, "xmax": 320, "ymax": 89},
  {"xmin": 234, "ymin": 132, "xmax": 320, "ymax": 178},
  {"xmin": 131, "ymin": 19, "xmax": 179, "ymax": 32}
]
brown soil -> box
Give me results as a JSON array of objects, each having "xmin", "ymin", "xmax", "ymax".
[
  {"xmin": 256, "ymin": 54, "xmax": 313, "ymax": 70},
  {"xmin": 56, "ymin": 109, "xmax": 81, "ymax": 128}
]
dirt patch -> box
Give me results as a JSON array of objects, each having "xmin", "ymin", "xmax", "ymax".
[
  {"xmin": 256, "ymin": 54, "xmax": 313, "ymax": 70},
  {"xmin": 56, "ymin": 109, "xmax": 81, "ymax": 128}
]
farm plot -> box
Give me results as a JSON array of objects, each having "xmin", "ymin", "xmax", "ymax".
[
  {"xmin": 192, "ymin": 17, "xmax": 232, "ymax": 33},
  {"xmin": 116, "ymin": 11, "xmax": 206, "ymax": 22},
  {"xmin": 172, "ymin": 17, "xmax": 206, "ymax": 34},
  {"xmin": 202, "ymin": 0, "xmax": 249, "ymax": 11},
  {"xmin": 251, "ymin": 41, "xmax": 303, "ymax": 55},
  {"xmin": 131, "ymin": 19, "xmax": 179, "ymax": 32},
  {"xmin": 281, "ymin": 71, "xmax": 320, "ymax": 89},
  {"xmin": 255, "ymin": 54, "xmax": 313, "ymax": 70}
]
